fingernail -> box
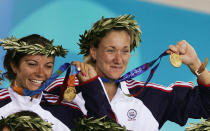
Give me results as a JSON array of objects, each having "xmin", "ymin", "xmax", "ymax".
[
  {"xmin": 77, "ymin": 67, "xmax": 81, "ymax": 71},
  {"xmin": 82, "ymin": 72, "xmax": 87, "ymax": 77}
]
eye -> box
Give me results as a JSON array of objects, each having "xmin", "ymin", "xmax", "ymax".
[
  {"xmin": 123, "ymin": 50, "xmax": 129, "ymax": 53},
  {"xmin": 46, "ymin": 65, "xmax": 53, "ymax": 69},
  {"xmin": 46, "ymin": 64, "xmax": 54, "ymax": 69},
  {"xmin": 27, "ymin": 62, "xmax": 37, "ymax": 66},
  {"xmin": 106, "ymin": 49, "xmax": 115, "ymax": 53},
  {"xmin": 122, "ymin": 50, "xmax": 130, "ymax": 54}
]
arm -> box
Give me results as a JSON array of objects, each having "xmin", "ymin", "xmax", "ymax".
[
  {"xmin": 168, "ymin": 83, "xmax": 210, "ymax": 126},
  {"xmin": 76, "ymin": 77, "xmax": 113, "ymax": 119},
  {"xmin": 72, "ymin": 61, "xmax": 113, "ymax": 119},
  {"xmin": 128, "ymin": 80, "xmax": 210, "ymax": 128}
]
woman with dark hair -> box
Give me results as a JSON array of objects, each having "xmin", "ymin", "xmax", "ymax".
[{"xmin": 0, "ymin": 34, "xmax": 101, "ymax": 130}]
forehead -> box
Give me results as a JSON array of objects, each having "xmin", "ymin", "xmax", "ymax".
[
  {"xmin": 20, "ymin": 55, "xmax": 54, "ymax": 62},
  {"xmin": 99, "ymin": 30, "xmax": 131, "ymax": 48}
]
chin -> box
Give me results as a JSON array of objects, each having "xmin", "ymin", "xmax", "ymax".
[
  {"xmin": 27, "ymin": 86, "xmax": 40, "ymax": 91},
  {"xmin": 108, "ymin": 75, "xmax": 121, "ymax": 80}
]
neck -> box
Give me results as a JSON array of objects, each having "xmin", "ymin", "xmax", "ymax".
[
  {"xmin": 103, "ymin": 82, "xmax": 118, "ymax": 101},
  {"xmin": 30, "ymin": 94, "xmax": 39, "ymax": 98},
  {"xmin": 12, "ymin": 81, "xmax": 39, "ymax": 98}
]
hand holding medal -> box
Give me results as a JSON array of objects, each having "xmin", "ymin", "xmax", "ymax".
[
  {"xmin": 63, "ymin": 62, "xmax": 97, "ymax": 102},
  {"xmin": 167, "ymin": 41, "xmax": 188, "ymax": 68},
  {"xmin": 167, "ymin": 40, "xmax": 208, "ymax": 76}
]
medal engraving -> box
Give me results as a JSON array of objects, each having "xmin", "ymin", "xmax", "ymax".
[{"xmin": 170, "ymin": 53, "xmax": 182, "ymax": 68}]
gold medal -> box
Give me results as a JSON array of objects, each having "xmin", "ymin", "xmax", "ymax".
[
  {"xmin": 63, "ymin": 74, "xmax": 77, "ymax": 102},
  {"xmin": 170, "ymin": 53, "xmax": 182, "ymax": 68},
  {"xmin": 64, "ymin": 86, "xmax": 76, "ymax": 102}
]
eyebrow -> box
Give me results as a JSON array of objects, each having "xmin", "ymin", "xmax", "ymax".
[
  {"xmin": 106, "ymin": 45, "xmax": 130, "ymax": 48},
  {"xmin": 25, "ymin": 60, "xmax": 54, "ymax": 64},
  {"xmin": 25, "ymin": 60, "xmax": 37, "ymax": 63}
]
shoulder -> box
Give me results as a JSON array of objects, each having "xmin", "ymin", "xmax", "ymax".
[
  {"xmin": 125, "ymin": 79, "xmax": 172, "ymax": 92},
  {"xmin": 0, "ymin": 88, "xmax": 11, "ymax": 108},
  {"xmin": 41, "ymin": 93, "xmax": 83, "ymax": 129},
  {"xmin": 0, "ymin": 88, "xmax": 10, "ymax": 101},
  {"xmin": 126, "ymin": 79, "xmax": 194, "ymax": 93}
]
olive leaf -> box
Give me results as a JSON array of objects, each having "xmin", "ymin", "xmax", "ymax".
[
  {"xmin": 186, "ymin": 118, "xmax": 210, "ymax": 131},
  {"xmin": 73, "ymin": 116, "xmax": 128, "ymax": 131}
]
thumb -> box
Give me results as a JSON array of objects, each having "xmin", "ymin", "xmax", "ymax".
[{"xmin": 87, "ymin": 64, "xmax": 97, "ymax": 78}]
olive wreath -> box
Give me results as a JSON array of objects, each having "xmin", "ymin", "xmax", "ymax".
[
  {"xmin": 0, "ymin": 113, "xmax": 53, "ymax": 131},
  {"xmin": 78, "ymin": 14, "xmax": 142, "ymax": 56},
  {"xmin": 0, "ymin": 36, "xmax": 68, "ymax": 58}
]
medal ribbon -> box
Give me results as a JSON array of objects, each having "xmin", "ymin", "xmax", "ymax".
[
  {"xmin": 101, "ymin": 51, "xmax": 168, "ymax": 86},
  {"xmin": 21, "ymin": 51, "xmax": 168, "ymax": 96},
  {"xmin": 57, "ymin": 63, "xmax": 78, "ymax": 103}
]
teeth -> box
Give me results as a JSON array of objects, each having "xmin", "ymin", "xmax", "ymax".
[{"xmin": 31, "ymin": 80, "xmax": 43, "ymax": 84}]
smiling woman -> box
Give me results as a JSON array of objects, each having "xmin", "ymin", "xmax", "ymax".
[
  {"xmin": 3, "ymin": 35, "xmax": 56, "ymax": 95},
  {"xmin": 0, "ymin": 34, "xmax": 106, "ymax": 131},
  {"xmin": 11, "ymin": 55, "xmax": 54, "ymax": 93},
  {"xmin": 0, "ymin": 34, "xmax": 74, "ymax": 130}
]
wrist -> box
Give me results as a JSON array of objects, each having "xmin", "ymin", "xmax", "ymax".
[
  {"xmin": 197, "ymin": 70, "xmax": 210, "ymax": 86},
  {"xmin": 194, "ymin": 58, "xmax": 208, "ymax": 76},
  {"xmin": 188, "ymin": 59, "xmax": 202, "ymax": 76}
]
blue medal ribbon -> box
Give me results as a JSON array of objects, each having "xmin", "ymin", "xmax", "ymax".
[{"xmin": 22, "ymin": 51, "xmax": 168, "ymax": 96}]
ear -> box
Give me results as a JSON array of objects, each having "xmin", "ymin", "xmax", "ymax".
[
  {"xmin": 90, "ymin": 46, "xmax": 96, "ymax": 60},
  {"xmin": 10, "ymin": 62, "xmax": 18, "ymax": 74}
]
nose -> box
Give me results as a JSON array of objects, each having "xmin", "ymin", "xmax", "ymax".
[
  {"xmin": 35, "ymin": 66, "xmax": 45, "ymax": 78},
  {"xmin": 113, "ymin": 51, "xmax": 123, "ymax": 64}
]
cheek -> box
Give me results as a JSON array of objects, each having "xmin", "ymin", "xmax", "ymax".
[
  {"xmin": 45, "ymin": 73, "xmax": 51, "ymax": 79},
  {"xmin": 46, "ymin": 69, "xmax": 53, "ymax": 77},
  {"xmin": 97, "ymin": 52, "xmax": 111, "ymax": 62},
  {"xmin": 123, "ymin": 55, "xmax": 130, "ymax": 64},
  {"xmin": 17, "ymin": 69, "xmax": 30, "ymax": 78}
]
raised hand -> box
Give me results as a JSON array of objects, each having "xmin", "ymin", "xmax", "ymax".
[
  {"xmin": 167, "ymin": 40, "xmax": 202, "ymax": 73},
  {"xmin": 167, "ymin": 40, "xmax": 210, "ymax": 85},
  {"xmin": 71, "ymin": 61, "xmax": 97, "ymax": 83}
]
